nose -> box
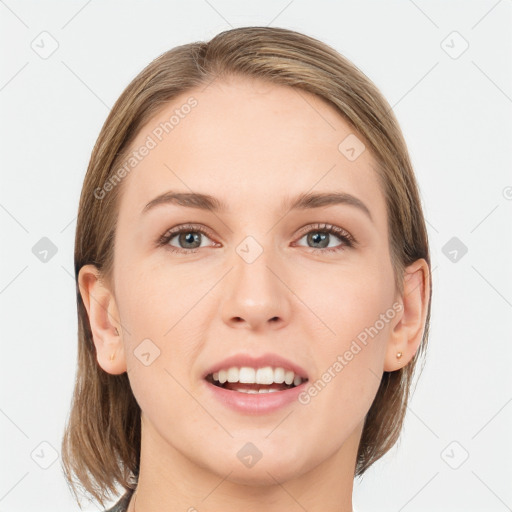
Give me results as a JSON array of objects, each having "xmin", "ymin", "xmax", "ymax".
[{"xmin": 220, "ymin": 241, "xmax": 292, "ymax": 332}]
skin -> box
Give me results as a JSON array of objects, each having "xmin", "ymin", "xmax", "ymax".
[{"xmin": 79, "ymin": 75, "xmax": 430, "ymax": 512}]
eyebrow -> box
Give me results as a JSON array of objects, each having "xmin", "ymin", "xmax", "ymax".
[{"xmin": 142, "ymin": 190, "xmax": 373, "ymax": 222}]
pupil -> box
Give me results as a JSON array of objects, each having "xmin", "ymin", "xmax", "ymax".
[
  {"xmin": 309, "ymin": 232, "xmax": 328, "ymax": 248},
  {"xmin": 181, "ymin": 232, "xmax": 200, "ymax": 248}
]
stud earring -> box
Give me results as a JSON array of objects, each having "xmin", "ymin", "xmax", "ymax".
[
  {"xmin": 396, "ymin": 351, "xmax": 403, "ymax": 359},
  {"xmin": 110, "ymin": 352, "xmax": 115, "ymax": 361}
]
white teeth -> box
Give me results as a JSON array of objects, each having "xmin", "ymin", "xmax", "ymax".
[
  {"xmin": 234, "ymin": 388, "xmax": 281, "ymax": 394},
  {"xmin": 239, "ymin": 367, "xmax": 256, "ymax": 383},
  {"xmin": 227, "ymin": 367, "xmax": 239, "ymax": 383},
  {"xmin": 255, "ymin": 366, "xmax": 274, "ymax": 385},
  {"xmin": 284, "ymin": 370, "xmax": 295, "ymax": 385},
  {"xmin": 210, "ymin": 366, "xmax": 305, "ymax": 386},
  {"xmin": 273, "ymin": 367, "xmax": 285, "ymax": 384}
]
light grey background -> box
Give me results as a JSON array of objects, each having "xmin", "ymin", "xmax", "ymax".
[{"xmin": 1, "ymin": 1, "xmax": 511, "ymax": 511}]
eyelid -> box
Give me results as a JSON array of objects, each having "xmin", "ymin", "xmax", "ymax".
[
  {"xmin": 294, "ymin": 222, "xmax": 353, "ymax": 240},
  {"xmin": 293, "ymin": 222, "xmax": 357, "ymax": 251},
  {"xmin": 157, "ymin": 223, "xmax": 218, "ymax": 247},
  {"xmin": 157, "ymin": 222, "xmax": 357, "ymax": 253}
]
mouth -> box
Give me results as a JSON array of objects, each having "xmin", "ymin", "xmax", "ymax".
[
  {"xmin": 204, "ymin": 370, "xmax": 308, "ymax": 394},
  {"xmin": 203, "ymin": 364, "xmax": 310, "ymax": 413}
]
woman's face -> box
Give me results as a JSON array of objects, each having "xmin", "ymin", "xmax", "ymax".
[{"xmin": 110, "ymin": 76, "xmax": 400, "ymax": 484}]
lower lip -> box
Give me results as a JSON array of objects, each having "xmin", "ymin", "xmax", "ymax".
[{"xmin": 203, "ymin": 379, "xmax": 308, "ymax": 415}]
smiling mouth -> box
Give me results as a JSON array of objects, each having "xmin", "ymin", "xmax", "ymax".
[{"xmin": 205, "ymin": 374, "xmax": 308, "ymax": 393}]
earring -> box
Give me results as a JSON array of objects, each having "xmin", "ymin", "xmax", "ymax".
[
  {"xmin": 114, "ymin": 327, "xmax": 120, "ymax": 336},
  {"xmin": 396, "ymin": 351, "xmax": 403, "ymax": 359}
]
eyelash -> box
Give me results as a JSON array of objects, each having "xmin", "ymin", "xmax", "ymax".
[{"xmin": 156, "ymin": 222, "xmax": 356, "ymax": 255}]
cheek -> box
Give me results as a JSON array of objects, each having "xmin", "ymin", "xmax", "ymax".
[
  {"xmin": 113, "ymin": 251, "xmax": 183, "ymax": 337},
  {"xmin": 302, "ymin": 255, "xmax": 395, "ymax": 345},
  {"xmin": 114, "ymin": 257, "xmax": 206, "ymax": 400},
  {"xmin": 333, "ymin": 283, "xmax": 392, "ymax": 359},
  {"xmin": 298, "ymin": 262, "xmax": 393, "ymax": 414}
]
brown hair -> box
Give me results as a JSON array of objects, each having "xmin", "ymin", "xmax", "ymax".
[{"xmin": 61, "ymin": 26, "xmax": 432, "ymax": 508}]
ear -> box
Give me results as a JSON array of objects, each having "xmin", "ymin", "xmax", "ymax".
[
  {"xmin": 384, "ymin": 258, "xmax": 431, "ymax": 372},
  {"xmin": 78, "ymin": 264, "xmax": 127, "ymax": 375}
]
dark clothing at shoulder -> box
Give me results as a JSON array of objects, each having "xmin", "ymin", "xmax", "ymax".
[{"xmin": 103, "ymin": 488, "xmax": 135, "ymax": 512}]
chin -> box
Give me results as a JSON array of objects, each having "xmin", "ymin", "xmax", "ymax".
[
  {"xmin": 196, "ymin": 444, "xmax": 310, "ymax": 487},
  {"xmin": 223, "ymin": 462, "xmax": 306, "ymax": 487}
]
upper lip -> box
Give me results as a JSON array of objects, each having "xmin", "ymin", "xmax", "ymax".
[{"xmin": 202, "ymin": 352, "xmax": 309, "ymax": 380}]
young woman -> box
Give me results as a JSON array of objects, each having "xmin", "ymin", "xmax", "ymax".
[{"xmin": 61, "ymin": 26, "xmax": 432, "ymax": 512}]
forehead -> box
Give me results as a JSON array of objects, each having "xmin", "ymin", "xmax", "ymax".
[{"xmin": 117, "ymin": 76, "xmax": 386, "ymax": 226}]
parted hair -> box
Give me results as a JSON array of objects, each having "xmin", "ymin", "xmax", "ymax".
[{"xmin": 61, "ymin": 26, "xmax": 432, "ymax": 508}]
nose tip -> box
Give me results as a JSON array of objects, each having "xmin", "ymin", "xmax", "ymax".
[{"xmin": 219, "ymin": 242, "xmax": 293, "ymax": 331}]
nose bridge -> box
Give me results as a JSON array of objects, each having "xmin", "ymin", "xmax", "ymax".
[{"xmin": 220, "ymin": 231, "xmax": 291, "ymax": 329}]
